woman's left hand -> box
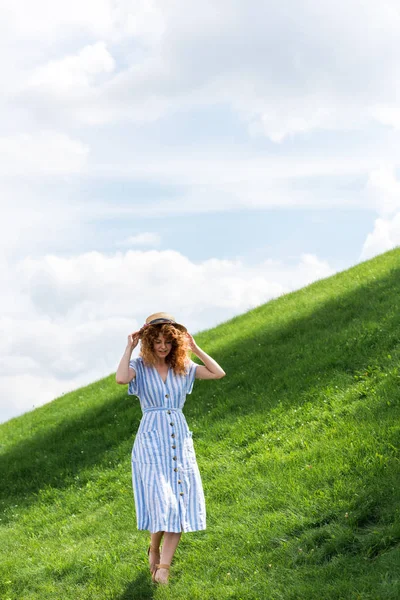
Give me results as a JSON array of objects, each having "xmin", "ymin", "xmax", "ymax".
[{"xmin": 186, "ymin": 332, "xmax": 198, "ymax": 352}]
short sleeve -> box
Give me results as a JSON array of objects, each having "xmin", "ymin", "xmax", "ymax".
[
  {"xmin": 128, "ymin": 358, "xmax": 140, "ymax": 396},
  {"xmin": 186, "ymin": 360, "xmax": 198, "ymax": 395}
]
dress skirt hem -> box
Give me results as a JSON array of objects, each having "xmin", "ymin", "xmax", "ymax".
[{"xmin": 137, "ymin": 524, "xmax": 207, "ymax": 534}]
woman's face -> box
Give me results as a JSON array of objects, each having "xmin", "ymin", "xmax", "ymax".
[{"xmin": 153, "ymin": 334, "xmax": 172, "ymax": 359}]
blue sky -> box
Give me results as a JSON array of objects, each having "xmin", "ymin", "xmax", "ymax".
[
  {"xmin": 73, "ymin": 203, "xmax": 375, "ymax": 267},
  {"xmin": 1, "ymin": 0, "xmax": 400, "ymax": 423}
]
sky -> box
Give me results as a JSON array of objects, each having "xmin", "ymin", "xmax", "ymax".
[{"xmin": 1, "ymin": 0, "xmax": 400, "ymax": 424}]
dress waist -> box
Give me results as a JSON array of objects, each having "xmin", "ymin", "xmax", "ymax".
[{"xmin": 142, "ymin": 407, "xmax": 183, "ymax": 414}]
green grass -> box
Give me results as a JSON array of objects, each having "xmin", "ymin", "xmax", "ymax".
[{"xmin": 1, "ymin": 247, "xmax": 400, "ymax": 600}]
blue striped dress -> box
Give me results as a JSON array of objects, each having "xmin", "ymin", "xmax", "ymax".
[{"xmin": 128, "ymin": 356, "xmax": 206, "ymax": 533}]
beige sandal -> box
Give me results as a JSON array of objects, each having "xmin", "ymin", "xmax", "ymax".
[
  {"xmin": 147, "ymin": 544, "xmax": 160, "ymax": 581},
  {"xmin": 154, "ymin": 563, "xmax": 170, "ymax": 585}
]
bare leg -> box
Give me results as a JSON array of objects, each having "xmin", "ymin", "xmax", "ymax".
[
  {"xmin": 148, "ymin": 530, "xmax": 164, "ymax": 576},
  {"xmin": 154, "ymin": 531, "xmax": 182, "ymax": 584}
]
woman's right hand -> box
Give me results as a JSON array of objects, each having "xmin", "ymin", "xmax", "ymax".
[{"xmin": 127, "ymin": 330, "xmax": 141, "ymax": 351}]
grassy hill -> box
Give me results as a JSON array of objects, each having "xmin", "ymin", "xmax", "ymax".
[{"xmin": 1, "ymin": 247, "xmax": 400, "ymax": 600}]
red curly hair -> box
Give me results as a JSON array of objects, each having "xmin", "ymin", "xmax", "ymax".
[{"xmin": 139, "ymin": 323, "xmax": 190, "ymax": 375}]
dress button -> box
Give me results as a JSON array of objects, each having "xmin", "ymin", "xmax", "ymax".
[
  {"xmin": 180, "ymin": 492, "xmax": 184, "ymax": 496},
  {"xmin": 171, "ymin": 433, "xmax": 175, "ymax": 438},
  {"xmin": 167, "ymin": 410, "xmax": 171, "ymax": 414},
  {"xmin": 174, "ymin": 468, "xmax": 178, "ymax": 472},
  {"xmin": 178, "ymin": 480, "xmax": 182, "ymax": 484},
  {"xmin": 172, "ymin": 445, "xmax": 176, "ymax": 449},
  {"xmin": 165, "ymin": 394, "xmax": 169, "ymax": 398},
  {"xmin": 173, "ymin": 456, "xmax": 177, "ymax": 460},
  {"xmin": 170, "ymin": 422, "xmax": 174, "ymax": 426}
]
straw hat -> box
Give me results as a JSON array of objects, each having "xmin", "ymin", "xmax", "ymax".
[{"xmin": 143, "ymin": 312, "xmax": 187, "ymax": 333}]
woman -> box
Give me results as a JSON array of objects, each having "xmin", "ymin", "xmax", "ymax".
[{"xmin": 116, "ymin": 312, "xmax": 226, "ymax": 585}]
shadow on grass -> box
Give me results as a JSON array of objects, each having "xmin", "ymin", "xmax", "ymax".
[
  {"xmin": 0, "ymin": 394, "xmax": 144, "ymax": 522},
  {"xmin": 116, "ymin": 570, "xmax": 156, "ymax": 600},
  {"xmin": 1, "ymin": 261, "xmax": 400, "ymax": 523}
]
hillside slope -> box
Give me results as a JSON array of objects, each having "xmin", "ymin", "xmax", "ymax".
[{"xmin": 1, "ymin": 248, "xmax": 399, "ymax": 600}]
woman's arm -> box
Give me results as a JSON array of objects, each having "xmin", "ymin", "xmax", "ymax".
[
  {"xmin": 186, "ymin": 333, "xmax": 226, "ymax": 380},
  {"xmin": 115, "ymin": 331, "xmax": 140, "ymax": 384}
]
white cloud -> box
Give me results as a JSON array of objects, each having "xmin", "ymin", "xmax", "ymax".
[
  {"xmin": 365, "ymin": 165, "xmax": 400, "ymax": 216},
  {"xmin": 4, "ymin": 0, "xmax": 400, "ymax": 137},
  {"xmin": 0, "ymin": 248, "xmax": 334, "ymax": 423},
  {"xmin": 1, "ymin": 0, "xmax": 400, "ymax": 217},
  {"xmin": 368, "ymin": 104, "xmax": 400, "ymax": 130},
  {"xmin": 116, "ymin": 232, "xmax": 161, "ymax": 247},
  {"xmin": 0, "ymin": 0, "xmax": 164, "ymax": 44},
  {"xmin": 360, "ymin": 165, "xmax": 400, "ymax": 259},
  {"xmin": 250, "ymin": 106, "xmax": 329, "ymax": 144},
  {"xmin": 360, "ymin": 213, "xmax": 400, "ymax": 261},
  {"xmin": 25, "ymin": 42, "xmax": 116, "ymax": 94},
  {"xmin": 0, "ymin": 131, "xmax": 88, "ymax": 176},
  {"xmin": 0, "ymin": 374, "xmax": 67, "ymax": 424},
  {"xmin": 16, "ymin": 42, "xmax": 118, "ymax": 127}
]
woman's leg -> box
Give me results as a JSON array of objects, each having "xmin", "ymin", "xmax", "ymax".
[
  {"xmin": 148, "ymin": 530, "xmax": 164, "ymax": 575},
  {"xmin": 155, "ymin": 531, "xmax": 182, "ymax": 584}
]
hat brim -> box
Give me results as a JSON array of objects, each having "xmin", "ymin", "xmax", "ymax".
[{"xmin": 145, "ymin": 318, "xmax": 187, "ymax": 333}]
